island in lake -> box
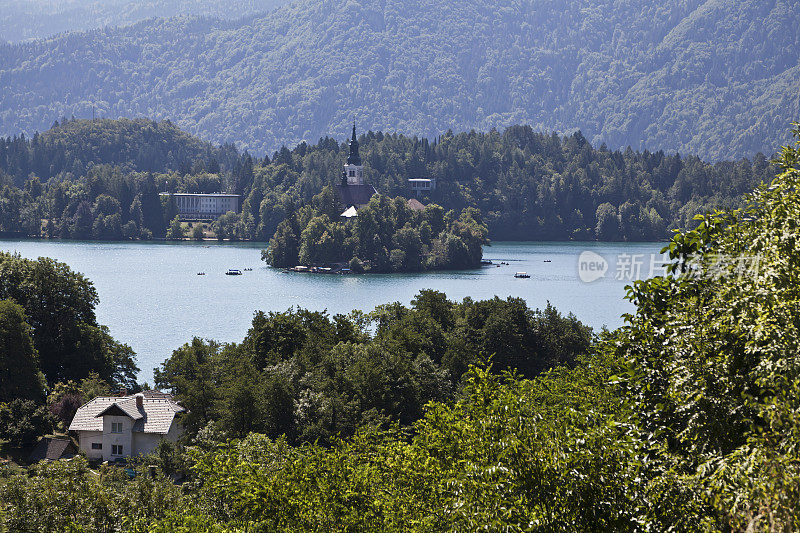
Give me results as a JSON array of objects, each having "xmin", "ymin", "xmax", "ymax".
[{"xmin": 264, "ymin": 125, "xmax": 488, "ymax": 273}]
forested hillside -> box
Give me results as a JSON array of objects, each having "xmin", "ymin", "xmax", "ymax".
[
  {"xmin": 0, "ymin": 119, "xmax": 772, "ymax": 241},
  {"xmin": 0, "ymin": 118, "xmax": 241, "ymax": 184},
  {"xmin": 0, "ymin": 0, "xmax": 290, "ymax": 42},
  {"xmin": 1, "ymin": 0, "xmax": 797, "ymax": 159}
]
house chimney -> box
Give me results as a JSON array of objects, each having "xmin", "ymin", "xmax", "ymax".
[
  {"xmin": 119, "ymin": 388, "xmax": 127, "ymax": 397},
  {"xmin": 135, "ymin": 393, "xmax": 144, "ymax": 409}
]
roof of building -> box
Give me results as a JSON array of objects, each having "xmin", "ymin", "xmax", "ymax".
[
  {"xmin": 336, "ymin": 183, "xmax": 377, "ymax": 207},
  {"xmin": 340, "ymin": 206, "xmax": 359, "ymax": 218},
  {"xmin": 347, "ymin": 123, "xmax": 362, "ymax": 166},
  {"xmin": 28, "ymin": 437, "xmax": 77, "ymax": 463},
  {"xmin": 407, "ymin": 198, "xmax": 426, "ymax": 211},
  {"xmin": 68, "ymin": 392, "xmax": 185, "ymax": 435},
  {"xmin": 158, "ymin": 193, "xmax": 240, "ymax": 197},
  {"xmin": 408, "ymin": 178, "xmax": 434, "ymax": 183}
]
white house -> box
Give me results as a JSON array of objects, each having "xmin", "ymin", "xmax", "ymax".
[{"xmin": 68, "ymin": 391, "xmax": 185, "ymax": 461}]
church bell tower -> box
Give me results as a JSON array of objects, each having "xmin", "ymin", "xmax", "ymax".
[{"xmin": 344, "ymin": 123, "xmax": 364, "ymax": 185}]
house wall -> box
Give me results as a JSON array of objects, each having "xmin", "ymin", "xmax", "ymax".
[
  {"xmin": 101, "ymin": 415, "xmax": 133, "ymax": 461},
  {"xmin": 133, "ymin": 432, "xmax": 163, "ymax": 456},
  {"xmin": 78, "ymin": 431, "xmax": 103, "ymax": 460},
  {"xmin": 132, "ymin": 419, "xmax": 182, "ymax": 456}
]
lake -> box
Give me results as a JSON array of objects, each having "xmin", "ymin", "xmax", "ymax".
[{"xmin": 0, "ymin": 239, "xmax": 664, "ymax": 382}]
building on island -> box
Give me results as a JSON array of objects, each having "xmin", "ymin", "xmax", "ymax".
[
  {"xmin": 160, "ymin": 193, "xmax": 240, "ymax": 220},
  {"xmin": 408, "ymin": 178, "xmax": 436, "ymax": 197},
  {"xmin": 336, "ymin": 124, "xmax": 378, "ymax": 217},
  {"xmin": 68, "ymin": 391, "xmax": 185, "ymax": 461}
]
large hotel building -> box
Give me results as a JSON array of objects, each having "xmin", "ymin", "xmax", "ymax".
[{"xmin": 159, "ymin": 193, "xmax": 240, "ymax": 220}]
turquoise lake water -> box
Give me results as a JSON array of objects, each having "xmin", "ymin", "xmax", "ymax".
[{"xmin": 0, "ymin": 239, "xmax": 664, "ymax": 382}]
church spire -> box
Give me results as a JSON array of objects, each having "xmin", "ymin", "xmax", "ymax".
[{"xmin": 347, "ymin": 123, "xmax": 361, "ymax": 166}]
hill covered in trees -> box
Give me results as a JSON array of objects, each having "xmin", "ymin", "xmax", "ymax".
[
  {"xmin": 0, "ymin": 0, "xmax": 290, "ymax": 42},
  {"xmin": 1, "ymin": 0, "xmax": 797, "ymax": 159},
  {"xmin": 0, "ymin": 118, "xmax": 242, "ymax": 185},
  {"xmin": 0, "ymin": 119, "xmax": 772, "ymax": 241}
]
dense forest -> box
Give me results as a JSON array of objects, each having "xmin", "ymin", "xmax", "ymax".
[
  {"xmin": 3, "ymin": 126, "xmax": 800, "ymax": 530},
  {"xmin": 1, "ymin": 0, "xmax": 798, "ymax": 159},
  {"xmin": 0, "ymin": 0, "xmax": 290, "ymax": 42},
  {"xmin": 0, "ymin": 118, "xmax": 773, "ymax": 242},
  {"xmin": 153, "ymin": 293, "xmax": 591, "ymax": 444},
  {"xmin": 0, "ymin": 118, "xmax": 241, "ymax": 181},
  {"xmin": 265, "ymin": 192, "xmax": 489, "ymax": 271}
]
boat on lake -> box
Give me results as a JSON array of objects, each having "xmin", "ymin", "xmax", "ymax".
[
  {"xmin": 225, "ymin": 269, "xmax": 242, "ymax": 276},
  {"xmin": 514, "ymin": 272, "xmax": 530, "ymax": 278}
]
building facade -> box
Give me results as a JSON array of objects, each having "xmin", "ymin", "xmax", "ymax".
[
  {"xmin": 69, "ymin": 391, "xmax": 185, "ymax": 461},
  {"xmin": 408, "ymin": 178, "xmax": 436, "ymax": 197},
  {"xmin": 160, "ymin": 193, "xmax": 240, "ymax": 220}
]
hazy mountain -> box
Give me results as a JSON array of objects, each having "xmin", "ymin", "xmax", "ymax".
[
  {"xmin": 1, "ymin": 0, "xmax": 797, "ymax": 159},
  {"xmin": 0, "ymin": 0, "xmax": 292, "ymax": 42}
]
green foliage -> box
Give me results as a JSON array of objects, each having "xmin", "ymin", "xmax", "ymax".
[
  {"xmin": 166, "ymin": 215, "xmax": 185, "ymax": 240},
  {"xmin": 174, "ymin": 358, "xmax": 641, "ymax": 532},
  {"xmin": 0, "ymin": 0, "xmax": 289, "ymax": 43},
  {"xmin": 0, "ymin": 119, "xmax": 771, "ymax": 242},
  {"xmin": 154, "ymin": 293, "xmax": 592, "ymax": 446},
  {"xmin": 604, "ymin": 123, "xmax": 800, "ymax": 529},
  {"xmin": 251, "ymin": 128, "xmax": 769, "ymax": 244},
  {"xmin": 0, "ymin": 299, "xmax": 46, "ymax": 402},
  {"xmin": 0, "ymin": 1, "xmax": 794, "ymax": 160},
  {"xmin": 191, "ymin": 223, "xmax": 205, "ymax": 240},
  {"xmin": 0, "ymin": 399, "xmax": 54, "ymax": 447},
  {"xmin": 0, "ymin": 118, "xmax": 240, "ymax": 186},
  {"xmin": 0, "ymin": 456, "xmax": 185, "ymax": 532},
  {"xmin": 154, "ymin": 338, "xmax": 220, "ymax": 434},
  {"xmin": 0, "ymin": 252, "xmax": 138, "ymax": 387},
  {"xmin": 267, "ymin": 195, "xmax": 489, "ymax": 271}
]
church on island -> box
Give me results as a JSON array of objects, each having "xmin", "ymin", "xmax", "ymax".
[{"xmin": 336, "ymin": 125, "xmax": 378, "ymax": 218}]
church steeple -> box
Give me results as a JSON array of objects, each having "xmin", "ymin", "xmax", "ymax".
[
  {"xmin": 347, "ymin": 123, "xmax": 361, "ymax": 166},
  {"xmin": 343, "ymin": 123, "xmax": 364, "ymax": 185}
]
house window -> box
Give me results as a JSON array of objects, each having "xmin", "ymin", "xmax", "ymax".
[
  {"xmin": 349, "ymin": 170, "xmax": 355, "ymax": 177},
  {"xmin": 111, "ymin": 422, "xmax": 123, "ymax": 433},
  {"xmin": 91, "ymin": 443, "xmax": 102, "ymax": 450},
  {"xmin": 111, "ymin": 444, "xmax": 123, "ymax": 455}
]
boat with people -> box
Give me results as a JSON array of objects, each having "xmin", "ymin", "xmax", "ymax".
[
  {"xmin": 514, "ymin": 272, "xmax": 530, "ymax": 278},
  {"xmin": 225, "ymin": 269, "xmax": 242, "ymax": 276}
]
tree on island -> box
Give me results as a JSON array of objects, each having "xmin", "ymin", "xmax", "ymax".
[{"xmin": 265, "ymin": 194, "xmax": 488, "ymax": 272}]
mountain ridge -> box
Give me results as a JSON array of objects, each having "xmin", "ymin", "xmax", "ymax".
[{"xmin": 0, "ymin": 0, "xmax": 797, "ymax": 160}]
